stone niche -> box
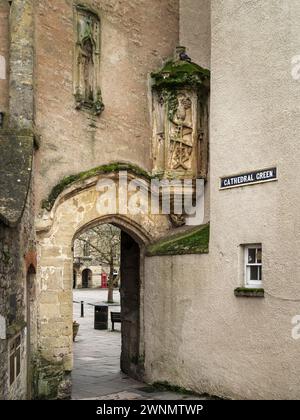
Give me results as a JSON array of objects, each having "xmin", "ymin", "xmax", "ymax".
[
  {"xmin": 73, "ymin": 4, "xmax": 104, "ymax": 115},
  {"xmin": 151, "ymin": 47, "xmax": 210, "ymax": 180}
]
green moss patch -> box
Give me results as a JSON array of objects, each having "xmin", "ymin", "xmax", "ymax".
[
  {"xmin": 41, "ymin": 162, "xmax": 152, "ymax": 211},
  {"xmin": 147, "ymin": 224, "xmax": 209, "ymax": 257},
  {"xmin": 151, "ymin": 59, "xmax": 210, "ymax": 90},
  {"xmin": 34, "ymin": 356, "xmax": 65, "ymax": 400},
  {"xmin": 7, "ymin": 319, "xmax": 27, "ymax": 338},
  {"xmin": 149, "ymin": 381, "xmax": 223, "ymax": 400},
  {"xmin": 234, "ymin": 288, "xmax": 265, "ymax": 298},
  {"xmin": 151, "ymin": 381, "xmax": 195, "ymax": 396}
]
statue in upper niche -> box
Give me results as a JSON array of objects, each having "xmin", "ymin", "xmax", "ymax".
[
  {"xmin": 74, "ymin": 6, "xmax": 104, "ymax": 115},
  {"xmin": 169, "ymin": 93, "xmax": 193, "ymax": 171},
  {"xmin": 79, "ymin": 37, "xmax": 94, "ymax": 102},
  {"xmin": 151, "ymin": 47, "xmax": 210, "ymax": 180}
]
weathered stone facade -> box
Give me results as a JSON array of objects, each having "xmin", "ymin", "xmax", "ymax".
[
  {"xmin": 34, "ymin": 0, "xmax": 179, "ymax": 206},
  {"xmin": 1, "ymin": 0, "xmax": 300, "ymax": 401},
  {"xmin": 0, "ymin": 1, "xmax": 9, "ymax": 116},
  {"xmin": 0, "ymin": 185, "xmax": 36, "ymax": 400},
  {"xmin": 0, "ymin": 0, "xmax": 36, "ymax": 400}
]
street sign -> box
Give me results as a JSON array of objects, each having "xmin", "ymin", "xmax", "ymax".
[{"xmin": 220, "ymin": 167, "xmax": 277, "ymax": 190}]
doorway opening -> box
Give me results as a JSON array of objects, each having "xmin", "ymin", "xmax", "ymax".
[
  {"xmin": 81, "ymin": 269, "xmax": 92, "ymax": 289},
  {"xmin": 72, "ymin": 222, "xmax": 142, "ymax": 399}
]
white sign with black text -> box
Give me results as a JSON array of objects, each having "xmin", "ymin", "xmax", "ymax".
[{"xmin": 220, "ymin": 167, "xmax": 277, "ymax": 190}]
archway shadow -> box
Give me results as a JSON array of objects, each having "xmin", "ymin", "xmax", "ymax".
[{"xmin": 72, "ymin": 222, "xmax": 144, "ymax": 399}]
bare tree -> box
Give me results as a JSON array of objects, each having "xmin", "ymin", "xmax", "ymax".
[{"xmin": 76, "ymin": 224, "xmax": 120, "ymax": 303}]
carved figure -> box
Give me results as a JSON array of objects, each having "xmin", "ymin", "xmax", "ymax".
[
  {"xmin": 169, "ymin": 93, "xmax": 193, "ymax": 170},
  {"xmin": 74, "ymin": 7, "xmax": 104, "ymax": 115}
]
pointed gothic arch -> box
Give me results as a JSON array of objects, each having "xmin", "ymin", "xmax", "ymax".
[{"xmin": 35, "ymin": 169, "xmax": 170, "ymax": 399}]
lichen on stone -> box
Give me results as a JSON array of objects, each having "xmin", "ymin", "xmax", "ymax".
[{"xmin": 0, "ymin": 130, "xmax": 34, "ymax": 226}]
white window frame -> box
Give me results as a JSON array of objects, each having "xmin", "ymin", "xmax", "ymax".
[{"xmin": 244, "ymin": 244, "xmax": 262, "ymax": 288}]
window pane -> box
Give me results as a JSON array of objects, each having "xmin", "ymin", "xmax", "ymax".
[
  {"xmin": 248, "ymin": 248, "xmax": 256, "ymax": 263},
  {"xmin": 10, "ymin": 355, "xmax": 15, "ymax": 385},
  {"xmin": 259, "ymin": 266, "xmax": 262, "ymax": 281},
  {"xmin": 16, "ymin": 348, "xmax": 21, "ymax": 377},
  {"xmin": 257, "ymin": 248, "xmax": 262, "ymax": 264},
  {"xmin": 250, "ymin": 266, "xmax": 259, "ymax": 281}
]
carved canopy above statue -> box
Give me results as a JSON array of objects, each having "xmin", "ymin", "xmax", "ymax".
[{"xmin": 151, "ymin": 47, "xmax": 210, "ymax": 180}]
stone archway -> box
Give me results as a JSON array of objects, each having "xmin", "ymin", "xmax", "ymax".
[{"xmin": 35, "ymin": 170, "xmax": 170, "ymax": 399}]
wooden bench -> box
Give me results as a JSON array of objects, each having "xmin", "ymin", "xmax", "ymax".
[{"xmin": 111, "ymin": 312, "xmax": 121, "ymax": 331}]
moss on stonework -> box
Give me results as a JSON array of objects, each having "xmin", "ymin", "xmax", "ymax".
[
  {"xmin": 41, "ymin": 162, "xmax": 153, "ymax": 211},
  {"xmin": 234, "ymin": 288, "xmax": 265, "ymax": 297},
  {"xmin": 0, "ymin": 130, "xmax": 34, "ymax": 226},
  {"xmin": 6, "ymin": 319, "xmax": 27, "ymax": 338},
  {"xmin": 34, "ymin": 356, "xmax": 66, "ymax": 400},
  {"xmin": 151, "ymin": 59, "xmax": 210, "ymax": 90},
  {"xmin": 147, "ymin": 224, "xmax": 209, "ymax": 257},
  {"xmin": 235, "ymin": 287, "xmax": 264, "ymax": 293},
  {"xmin": 150, "ymin": 381, "xmax": 223, "ymax": 400},
  {"xmin": 151, "ymin": 381, "xmax": 195, "ymax": 396},
  {"xmin": 0, "ymin": 128, "xmax": 39, "ymax": 146},
  {"xmin": 2, "ymin": 248, "xmax": 11, "ymax": 265}
]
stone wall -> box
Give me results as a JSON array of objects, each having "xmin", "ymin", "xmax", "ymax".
[
  {"xmin": 0, "ymin": 0, "xmax": 36, "ymax": 400},
  {"xmin": 9, "ymin": 0, "xmax": 34, "ymax": 128},
  {"xmin": 34, "ymin": 0, "xmax": 179, "ymax": 207},
  {"xmin": 0, "ymin": 180, "xmax": 36, "ymax": 400},
  {"xmin": 0, "ymin": 0, "xmax": 9, "ymax": 117},
  {"xmin": 2, "ymin": 0, "xmax": 299, "ymax": 401}
]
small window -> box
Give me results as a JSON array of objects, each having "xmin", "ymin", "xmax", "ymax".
[
  {"xmin": 244, "ymin": 245, "xmax": 262, "ymax": 288},
  {"xmin": 9, "ymin": 335, "xmax": 21, "ymax": 386}
]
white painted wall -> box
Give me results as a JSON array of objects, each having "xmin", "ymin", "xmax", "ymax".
[
  {"xmin": 180, "ymin": 0, "xmax": 211, "ymax": 69},
  {"xmin": 143, "ymin": 0, "xmax": 300, "ymax": 400}
]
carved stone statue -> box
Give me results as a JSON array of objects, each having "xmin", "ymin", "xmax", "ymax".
[
  {"xmin": 74, "ymin": 6, "xmax": 104, "ymax": 115},
  {"xmin": 151, "ymin": 47, "xmax": 210, "ymax": 180},
  {"xmin": 169, "ymin": 93, "xmax": 193, "ymax": 171},
  {"xmin": 80, "ymin": 38, "xmax": 94, "ymax": 102}
]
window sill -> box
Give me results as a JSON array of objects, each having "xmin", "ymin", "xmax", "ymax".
[{"xmin": 234, "ymin": 288, "xmax": 264, "ymax": 298}]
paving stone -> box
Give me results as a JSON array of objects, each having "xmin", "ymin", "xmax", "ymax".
[{"xmin": 72, "ymin": 290, "xmax": 205, "ymax": 401}]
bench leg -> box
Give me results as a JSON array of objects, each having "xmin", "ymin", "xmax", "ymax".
[{"xmin": 112, "ymin": 322, "xmax": 114, "ymax": 331}]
